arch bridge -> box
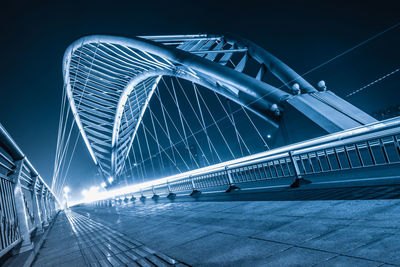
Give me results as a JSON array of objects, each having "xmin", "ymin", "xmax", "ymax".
[{"xmin": 63, "ymin": 33, "xmax": 376, "ymax": 182}]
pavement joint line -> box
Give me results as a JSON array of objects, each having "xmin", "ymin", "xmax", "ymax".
[
  {"xmin": 310, "ymin": 254, "xmax": 341, "ymax": 267},
  {"xmin": 247, "ymin": 234, "xmax": 392, "ymax": 265},
  {"xmin": 160, "ymin": 231, "xmax": 218, "ymax": 252}
]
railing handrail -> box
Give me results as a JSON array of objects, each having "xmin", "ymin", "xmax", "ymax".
[
  {"xmin": 83, "ymin": 116, "xmax": 400, "ymax": 204},
  {"xmin": 149, "ymin": 116, "xmax": 400, "ymax": 184},
  {"xmin": 0, "ymin": 123, "xmax": 60, "ymax": 205},
  {"xmin": 0, "ymin": 123, "xmax": 59, "ymax": 257}
]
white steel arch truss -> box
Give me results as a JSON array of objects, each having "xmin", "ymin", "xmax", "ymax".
[{"xmin": 63, "ymin": 34, "xmax": 376, "ymax": 181}]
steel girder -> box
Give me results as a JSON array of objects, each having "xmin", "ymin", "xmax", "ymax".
[{"xmin": 63, "ymin": 34, "xmax": 376, "ymax": 181}]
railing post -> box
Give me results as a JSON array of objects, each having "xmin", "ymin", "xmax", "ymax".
[
  {"xmin": 190, "ymin": 176, "xmax": 201, "ymax": 197},
  {"xmin": 47, "ymin": 195, "xmax": 54, "ymax": 219},
  {"xmin": 31, "ymin": 176, "xmax": 43, "ymax": 232},
  {"xmin": 40, "ymin": 186, "xmax": 49, "ymax": 227},
  {"xmin": 225, "ymin": 166, "xmax": 240, "ymax": 193},
  {"xmin": 191, "ymin": 176, "xmax": 196, "ymax": 190},
  {"xmin": 151, "ymin": 186, "xmax": 159, "ymax": 201},
  {"xmin": 140, "ymin": 189, "xmax": 146, "ymax": 202},
  {"xmin": 289, "ymin": 151, "xmax": 310, "ymax": 188},
  {"xmin": 167, "ymin": 181, "xmax": 172, "ymax": 193},
  {"xmin": 10, "ymin": 159, "xmax": 34, "ymax": 252},
  {"xmin": 51, "ymin": 196, "xmax": 56, "ymax": 217},
  {"xmin": 166, "ymin": 181, "xmax": 176, "ymax": 199},
  {"xmin": 46, "ymin": 192, "xmax": 52, "ymax": 221}
]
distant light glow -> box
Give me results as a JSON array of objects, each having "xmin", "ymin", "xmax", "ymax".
[
  {"xmin": 81, "ymin": 186, "xmax": 100, "ymax": 203},
  {"xmin": 101, "ymin": 182, "xmax": 107, "ymax": 188},
  {"xmin": 63, "ymin": 186, "xmax": 70, "ymax": 193},
  {"xmin": 69, "ymin": 117, "xmax": 400, "ymax": 206},
  {"xmin": 267, "ymin": 134, "xmax": 271, "ymax": 138},
  {"xmin": 108, "ymin": 177, "xmax": 114, "ymax": 183}
]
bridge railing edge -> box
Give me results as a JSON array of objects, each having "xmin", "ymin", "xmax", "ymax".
[{"xmin": 0, "ymin": 123, "xmax": 60, "ymax": 258}]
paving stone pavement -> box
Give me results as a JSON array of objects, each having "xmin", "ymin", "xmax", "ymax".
[
  {"xmin": 32, "ymin": 210, "xmax": 186, "ymax": 266},
  {"xmin": 72, "ymin": 200, "xmax": 400, "ymax": 266}
]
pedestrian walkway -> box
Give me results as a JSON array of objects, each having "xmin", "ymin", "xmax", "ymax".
[
  {"xmin": 73, "ymin": 199, "xmax": 400, "ymax": 266},
  {"xmin": 32, "ymin": 212, "xmax": 85, "ymax": 267},
  {"xmin": 32, "ymin": 211, "xmax": 185, "ymax": 266}
]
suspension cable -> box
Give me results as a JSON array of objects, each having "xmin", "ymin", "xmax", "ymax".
[
  {"xmin": 346, "ymin": 67, "xmax": 400, "ymax": 97},
  {"xmin": 193, "ymin": 83, "xmax": 236, "ymax": 158},
  {"xmin": 241, "ymin": 106, "xmax": 269, "ymax": 149}
]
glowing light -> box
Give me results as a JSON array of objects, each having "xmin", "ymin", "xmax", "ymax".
[
  {"xmin": 101, "ymin": 182, "xmax": 107, "ymax": 188},
  {"xmin": 267, "ymin": 134, "xmax": 271, "ymax": 138},
  {"xmin": 68, "ymin": 117, "xmax": 400, "ymax": 206},
  {"xmin": 81, "ymin": 186, "xmax": 101, "ymax": 203},
  {"xmin": 108, "ymin": 177, "xmax": 114, "ymax": 183},
  {"xmin": 63, "ymin": 186, "xmax": 70, "ymax": 193}
]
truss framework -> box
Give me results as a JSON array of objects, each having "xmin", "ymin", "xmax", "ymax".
[{"xmin": 63, "ymin": 34, "xmax": 376, "ymax": 181}]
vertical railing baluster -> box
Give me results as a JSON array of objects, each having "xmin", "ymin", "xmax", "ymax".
[
  {"xmin": 379, "ymin": 138, "xmax": 390, "ymax": 164},
  {"xmin": 0, "ymin": 179, "xmax": 8, "ymax": 249},
  {"xmin": 334, "ymin": 148, "xmax": 342, "ymax": 170},
  {"xmin": 31, "ymin": 175, "xmax": 42, "ymax": 232},
  {"xmin": 344, "ymin": 146, "xmax": 353, "ymax": 169},
  {"xmin": 324, "ymin": 149, "xmax": 333, "ymax": 171},
  {"xmin": 355, "ymin": 144, "xmax": 364, "ymax": 167},
  {"xmin": 367, "ymin": 141, "xmax": 376, "ymax": 166}
]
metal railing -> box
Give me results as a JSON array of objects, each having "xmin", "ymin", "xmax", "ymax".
[
  {"xmin": 93, "ymin": 116, "xmax": 400, "ymax": 205},
  {"xmin": 0, "ymin": 123, "xmax": 59, "ymax": 258}
]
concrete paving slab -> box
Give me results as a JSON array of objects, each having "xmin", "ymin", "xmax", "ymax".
[
  {"xmin": 315, "ymin": 255, "xmax": 381, "ymax": 267},
  {"xmin": 64, "ymin": 199, "xmax": 400, "ymax": 266},
  {"xmin": 262, "ymin": 246, "xmax": 335, "ymax": 266},
  {"xmin": 253, "ymin": 217, "xmax": 349, "ymax": 246},
  {"xmin": 347, "ymin": 233, "xmax": 400, "ymax": 265},
  {"xmin": 164, "ymin": 232, "xmax": 291, "ymax": 266},
  {"xmin": 302, "ymin": 225, "xmax": 397, "ymax": 254}
]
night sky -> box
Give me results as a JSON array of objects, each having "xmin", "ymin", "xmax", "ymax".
[{"xmin": 1, "ymin": 0, "xmax": 399, "ymax": 201}]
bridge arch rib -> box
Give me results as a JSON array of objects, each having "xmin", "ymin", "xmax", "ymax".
[{"xmin": 63, "ymin": 34, "xmax": 376, "ymax": 181}]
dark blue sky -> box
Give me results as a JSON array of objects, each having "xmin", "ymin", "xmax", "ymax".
[{"xmin": 0, "ymin": 0, "xmax": 399, "ymax": 201}]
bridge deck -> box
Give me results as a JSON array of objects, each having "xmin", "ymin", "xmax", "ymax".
[
  {"xmin": 32, "ymin": 211, "xmax": 185, "ymax": 266},
  {"xmin": 71, "ymin": 200, "xmax": 400, "ymax": 266},
  {"xmin": 33, "ymin": 185, "xmax": 400, "ymax": 266}
]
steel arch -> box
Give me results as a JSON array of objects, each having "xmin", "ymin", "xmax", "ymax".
[{"xmin": 63, "ymin": 34, "xmax": 376, "ymax": 181}]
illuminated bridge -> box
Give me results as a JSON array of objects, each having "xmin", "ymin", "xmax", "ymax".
[{"xmin": 1, "ymin": 34, "xmax": 400, "ymax": 266}]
